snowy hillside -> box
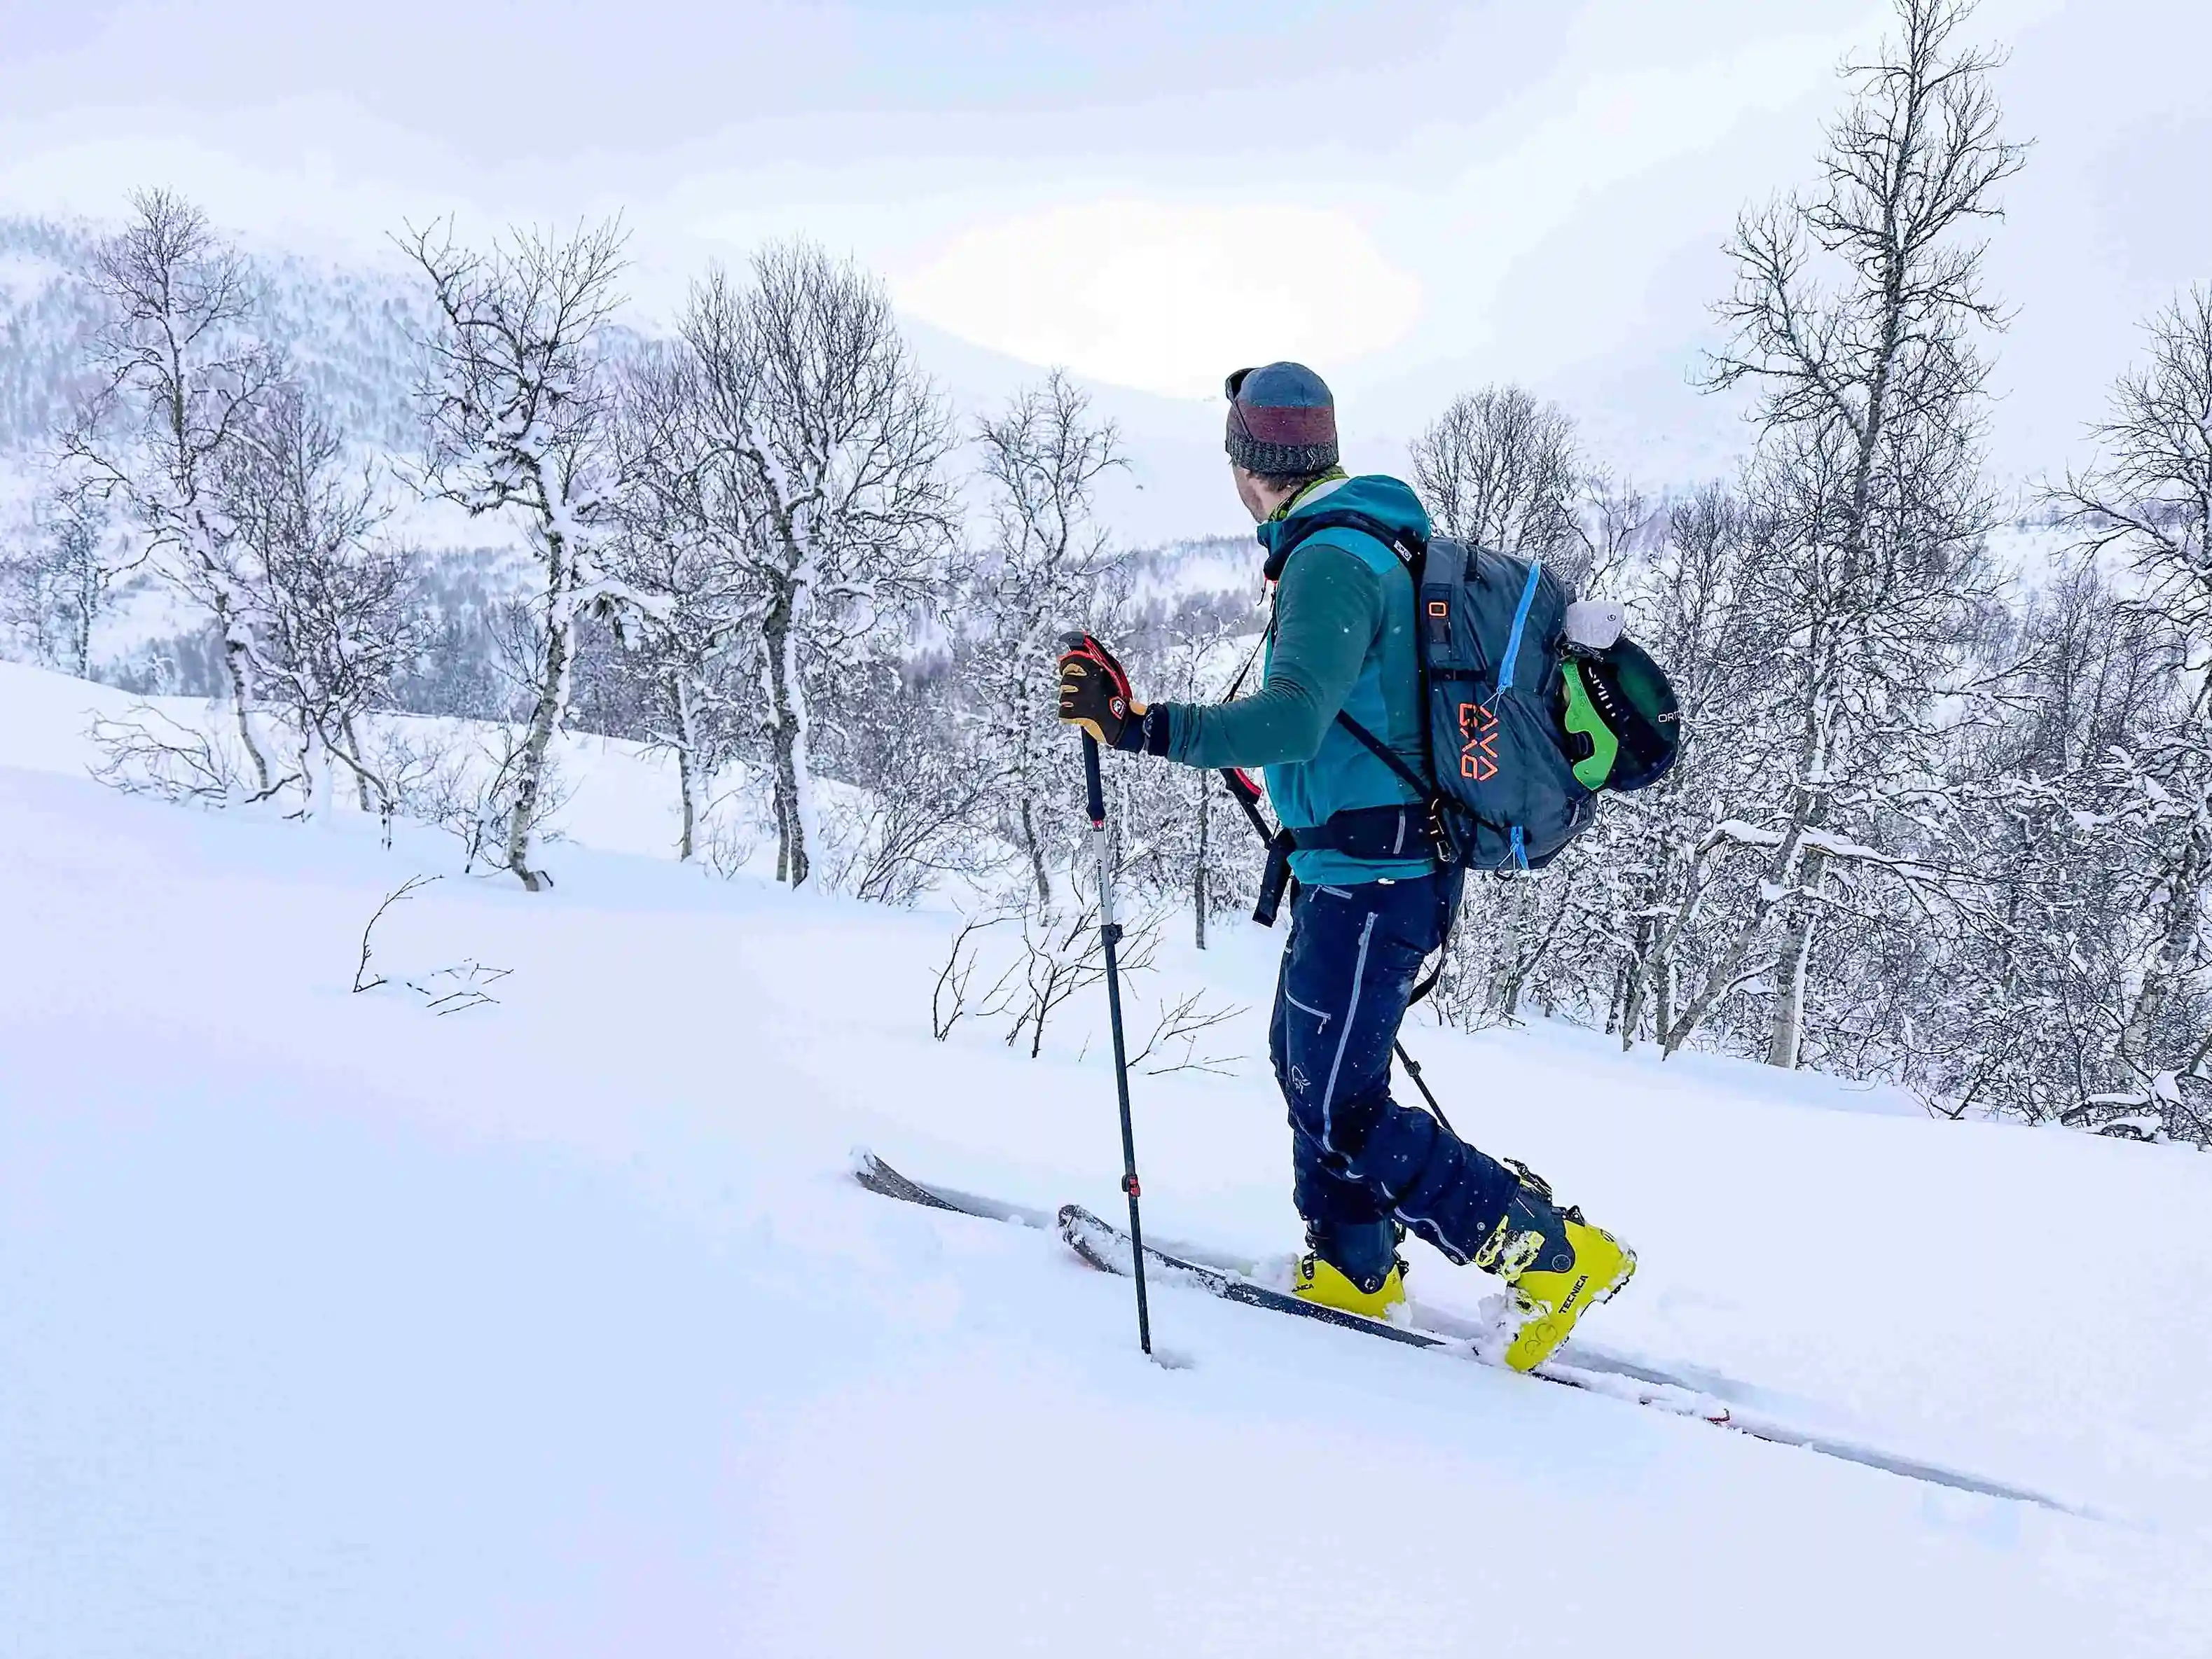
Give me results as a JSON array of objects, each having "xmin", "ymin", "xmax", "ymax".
[{"xmin": 1, "ymin": 658, "xmax": 2208, "ymax": 1657}]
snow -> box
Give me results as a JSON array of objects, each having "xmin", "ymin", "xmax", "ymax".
[{"xmin": 1, "ymin": 657, "xmax": 2208, "ymax": 1656}]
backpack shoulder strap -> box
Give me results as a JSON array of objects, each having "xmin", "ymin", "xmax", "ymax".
[
  {"xmin": 1332, "ymin": 707, "xmax": 1431, "ymax": 800},
  {"xmin": 1263, "ymin": 508, "xmax": 1424, "ymax": 582},
  {"xmin": 1269, "ymin": 509, "xmax": 1438, "ymax": 799},
  {"xmin": 1269, "ymin": 506, "xmax": 1458, "ymax": 854}
]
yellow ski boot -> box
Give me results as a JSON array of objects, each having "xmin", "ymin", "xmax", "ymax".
[
  {"xmin": 1290, "ymin": 1218, "xmax": 1408, "ymax": 1321},
  {"xmin": 1474, "ymin": 1163, "xmax": 1636, "ymax": 1371}
]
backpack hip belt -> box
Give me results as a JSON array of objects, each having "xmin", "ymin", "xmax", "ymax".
[{"xmin": 1280, "ymin": 802, "xmax": 1431, "ymax": 861}]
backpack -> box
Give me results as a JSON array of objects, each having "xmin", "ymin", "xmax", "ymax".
[{"xmin": 1269, "ymin": 510, "xmax": 1673, "ymax": 874}]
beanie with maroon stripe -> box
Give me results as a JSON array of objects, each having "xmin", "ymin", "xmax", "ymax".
[{"xmin": 1224, "ymin": 361, "xmax": 1339, "ymax": 478}]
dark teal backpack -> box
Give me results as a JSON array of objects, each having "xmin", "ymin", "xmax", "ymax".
[{"xmin": 1266, "ymin": 511, "xmax": 1674, "ymax": 874}]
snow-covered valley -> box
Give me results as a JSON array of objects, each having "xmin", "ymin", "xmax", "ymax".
[{"xmin": 2, "ymin": 658, "xmax": 2208, "ymax": 1657}]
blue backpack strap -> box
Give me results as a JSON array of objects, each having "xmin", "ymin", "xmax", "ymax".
[{"xmin": 1494, "ymin": 557, "xmax": 1544, "ymax": 694}]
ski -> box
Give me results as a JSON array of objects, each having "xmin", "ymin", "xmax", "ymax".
[
  {"xmin": 852, "ymin": 1148, "xmax": 1058, "ymax": 1229},
  {"xmin": 854, "ymin": 1150, "xmax": 2093, "ymax": 1516},
  {"xmin": 1058, "ymin": 1201, "xmax": 1734, "ymax": 1415},
  {"xmin": 855, "ymin": 1151, "xmax": 1722, "ymax": 1406}
]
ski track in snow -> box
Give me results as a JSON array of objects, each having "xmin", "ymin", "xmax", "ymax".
[{"xmin": 0, "ymin": 659, "xmax": 2208, "ymax": 1657}]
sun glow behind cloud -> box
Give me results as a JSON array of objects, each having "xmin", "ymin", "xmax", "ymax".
[{"xmin": 893, "ymin": 199, "xmax": 1423, "ymax": 398}]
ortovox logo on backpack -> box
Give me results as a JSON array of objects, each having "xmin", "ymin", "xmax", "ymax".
[{"xmin": 1266, "ymin": 509, "xmax": 1679, "ymax": 875}]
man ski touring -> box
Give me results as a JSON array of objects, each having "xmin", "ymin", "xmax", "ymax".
[{"xmin": 1056, "ymin": 361, "xmax": 1636, "ymax": 1370}]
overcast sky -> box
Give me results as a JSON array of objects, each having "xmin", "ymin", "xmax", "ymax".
[{"xmin": 1, "ymin": 0, "xmax": 2205, "ymax": 534}]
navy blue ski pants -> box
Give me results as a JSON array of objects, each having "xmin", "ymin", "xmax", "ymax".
[{"xmin": 1268, "ymin": 870, "xmax": 1519, "ymax": 1262}]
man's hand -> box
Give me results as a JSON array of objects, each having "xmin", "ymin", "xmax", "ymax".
[{"xmin": 1057, "ymin": 634, "xmax": 1148, "ymax": 751}]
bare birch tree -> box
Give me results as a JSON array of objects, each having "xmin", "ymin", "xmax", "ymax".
[
  {"xmin": 1679, "ymin": 0, "xmax": 2026, "ymax": 1064},
  {"xmin": 219, "ymin": 384, "xmax": 419, "ymax": 817},
  {"xmin": 3, "ymin": 486, "xmax": 132, "ymax": 676},
  {"xmin": 1411, "ymin": 384, "xmax": 1584, "ymax": 562},
  {"xmin": 1093, "ymin": 588, "xmax": 1264, "ymax": 950},
  {"xmin": 965, "ymin": 370, "xmax": 1124, "ymax": 908},
  {"xmin": 2052, "ymin": 286, "xmax": 2212, "ymax": 637},
  {"xmin": 404, "ymin": 218, "xmax": 628, "ymax": 889},
  {"xmin": 1411, "ymin": 384, "xmax": 1606, "ymax": 1016},
  {"xmin": 1603, "ymin": 485, "xmax": 1776, "ymax": 1049},
  {"xmin": 1919, "ymin": 564, "xmax": 2200, "ymax": 1136},
  {"xmin": 60, "ymin": 189, "xmax": 286, "ymax": 792},
  {"xmin": 609, "ymin": 343, "xmax": 755, "ymax": 861},
  {"xmin": 674, "ymin": 244, "xmax": 955, "ymax": 888},
  {"xmin": 2037, "ymin": 285, "xmax": 2212, "ymax": 1132}
]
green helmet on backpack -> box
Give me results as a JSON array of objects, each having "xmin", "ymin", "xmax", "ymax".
[{"xmin": 1558, "ymin": 637, "xmax": 1680, "ymax": 793}]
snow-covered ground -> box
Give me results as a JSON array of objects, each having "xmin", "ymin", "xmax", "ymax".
[{"xmin": 2, "ymin": 659, "xmax": 2208, "ymax": 1657}]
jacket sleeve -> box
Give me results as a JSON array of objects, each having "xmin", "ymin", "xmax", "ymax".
[{"xmin": 1159, "ymin": 543, "xmax": 1381, "ymax": 770}]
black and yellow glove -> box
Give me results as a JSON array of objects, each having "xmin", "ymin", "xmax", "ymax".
[{"xmin": 1056, "ymin": 635, "xmax": 1170, "ymax": 754}]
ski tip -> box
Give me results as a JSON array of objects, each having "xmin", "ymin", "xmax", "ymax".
[
  {"xmin": 1056, "ymin": 1204, "xmax": 1128, "ymax": 1275},
  {"xmin": 850, "ymin": 1146, "xmax": 932, "ymax": 1205}
]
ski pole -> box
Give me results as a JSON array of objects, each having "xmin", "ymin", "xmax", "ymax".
[
  {"xmin": 1080, "ymin": 728, "xmax": 1152, "ymax": 1356},
  {"xmin": 1391, "ymin": 1040, "xmax": 1454, "ymax": 1136}
]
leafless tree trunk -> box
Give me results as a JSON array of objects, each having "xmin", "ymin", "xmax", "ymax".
[
  {"xmin": 758, "ymin": 582, "xmax": 808, "ymax": 885},
  {"xmin": 404, "ymin": 217, "xmax": 628, "ymax": 889},
  {"xmin": 61, "ymin": 189, "xmax": 285, "ymax": 795},
  {"xmin": 1679, "ymin": 0, "xmax": 2026, "ymax": 1062},
  {"xmin": 219, "ymin": 384, "xmax": 414, "ymax": 819},
  {"xmin": 1019, "ymin": 796, "xmax": 1053, "ymax": 915},
  {"xmin": 1191, "ymin": 775, "xmax": 1210, "ymax": 950},
  {"xmin": 670, "ymin": 670, "xmax": 700, "ymax": 861},
  {"xmin": 1766, "ymin": 886, "xmax": 1819, "ymax": 1068},
  {"xmin": 968, "ymin": 370, "xmax": 1125, "ymax": 912},
  {"xmin": 669, "ymin": 245, "xmax": 955, "ymax": 891}
]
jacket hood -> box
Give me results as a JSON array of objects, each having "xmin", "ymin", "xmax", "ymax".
[{"xmin": 1256, "ymin": 473, "xmax": 1432, "ymax": 578}]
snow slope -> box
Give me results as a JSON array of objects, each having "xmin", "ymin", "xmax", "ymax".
[{"xmin": 1, "ymin": 660, "xmax": 2208, "ymax": 1657}]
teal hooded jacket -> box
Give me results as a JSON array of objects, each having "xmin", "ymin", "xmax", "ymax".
[{"xmin": 1160, "ymin": 473, "xmax": 1434, "ymax": 886}]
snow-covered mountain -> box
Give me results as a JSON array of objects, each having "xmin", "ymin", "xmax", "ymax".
[
  {"xmin": 0, "ymin": 214, "xmax": 430, "ymax": 457},
  {"xmin": 0, "ymin": 213, "xmax": 1254, "ymax": 548},
  {"xmin": 1, "ymin": 656, "xmax": 2206, "ymax": 1656}
]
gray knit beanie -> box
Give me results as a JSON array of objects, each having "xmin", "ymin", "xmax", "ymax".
[{"xmin": 1224, "ymin": 361, "xmax": 1339, "ymax": 477}]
